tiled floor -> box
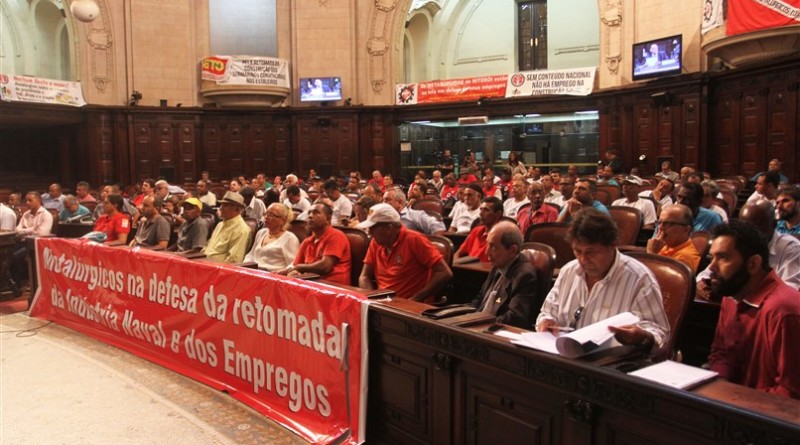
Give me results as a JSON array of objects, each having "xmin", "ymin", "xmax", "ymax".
[{"xmin": 0, "ymin": 295, "xmax": 309, "ymax": 445}]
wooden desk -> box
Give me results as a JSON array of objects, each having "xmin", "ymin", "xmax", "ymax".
[
  {"xmin": 367, "ymin": 299, "xmax": 800, "ymax": 445},
  {"xmin": 443, "ymin": 232, "xmax": 468, "ymax": 252},
  {"xmin": 56, "ymin": 222, "xmax": 94, "ymax": 238}
]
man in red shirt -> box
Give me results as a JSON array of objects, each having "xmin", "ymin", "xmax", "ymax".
[
  {"xmin": 517, "ymin": 182, "xmax": 558, "ymax": 235},
  {"xmin": 277, "ymin": 203, "xmax": 352, "ymax": 285},
  {"xmin": 439, "ymin": 173, "xmax": 459, "ymax": 201},
  {"xmin": 457, "ymin": 167, "xmax": 479, "ymax": 185},
  {"xmin": 93, "ymin": 194, "xmax": 131, "ymax": 245},
  {"xmin": 454, "ymin": 197, "xmax": 503, "ymax": 263},
  {"xmin": 358, "ymin": 204, "xmax": 452, "ymax": 301},
  {"xmin": 707, "ymin": 220, "xmax": 800, "ymax": 399}
]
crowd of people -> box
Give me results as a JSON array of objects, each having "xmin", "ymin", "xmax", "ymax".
[{"xmin": 3, "ymin": 154, "xmax": 799, "ymax": 399}]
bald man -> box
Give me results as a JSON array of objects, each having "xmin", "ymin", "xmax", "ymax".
[{"xmin": 647, "ymin": 204, "xmax": 700, "ymax": 272}]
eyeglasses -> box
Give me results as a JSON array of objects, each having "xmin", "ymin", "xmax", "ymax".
[
  {"xmin": 656, "ymin": 221, "xmax": 689, "ymax": 228},
  {"xmin": 570, "ymin": 306, "xmax": 584, "ymax": 329},
  {"xmin": 265, "ymin": 212, "xmax": 285, "ymax": 219}
]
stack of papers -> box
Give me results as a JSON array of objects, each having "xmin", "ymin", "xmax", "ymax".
[
  {"xmin": 511, "ymin": 312, "xmax": 640, "ymax": 358},
  {"xmin": 628, "ymin": 360, "xmax": 718, "ymax": 390}
]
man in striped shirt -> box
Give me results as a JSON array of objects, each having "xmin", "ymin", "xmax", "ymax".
[{"xmin": 536, "ymin": 208, "xmax": 670, "ymax": 355}]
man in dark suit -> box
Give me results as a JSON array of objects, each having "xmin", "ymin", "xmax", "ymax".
[{"xmin": 471, "ymin": 221, "xmax": 539, "ymax": 328}]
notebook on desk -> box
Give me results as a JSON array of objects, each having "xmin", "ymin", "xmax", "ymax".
[{"xmin": 628, "ymin": 360, "xmax": 718, "ymax": 390}]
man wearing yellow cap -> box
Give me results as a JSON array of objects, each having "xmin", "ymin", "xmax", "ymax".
[{"xmin": 173, "ymin": 197, "xmax": 209, "ymax": 252}]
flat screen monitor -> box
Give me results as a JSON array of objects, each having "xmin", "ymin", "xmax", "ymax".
[
  {"xmin": 299, "ymin": 77, "xmax": 342, "ymax": 102},
  {"xmin": 632, "ymin": 35, "xmax": 682, "ymax": 81}
]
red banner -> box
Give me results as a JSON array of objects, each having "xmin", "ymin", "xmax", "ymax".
[
  {"xmin": 29, "ymin": 238, "xmax": 368, "ymax": 444},
  {"xmin": 396, "ymin": 74, "xmax": 508, "ymax": 105},
  {"xmin": 727, "ymin": 0, "xmax": 800, "ymax": 35}
]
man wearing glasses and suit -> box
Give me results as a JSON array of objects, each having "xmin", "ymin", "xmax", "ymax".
[{"xmin": 535, "ymin": 208, "xmax": 670, "ymax": 355}]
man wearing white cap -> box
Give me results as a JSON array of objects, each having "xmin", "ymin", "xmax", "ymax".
[
  {"xmin": 358, "ymin": 203, "xmax": 453, "ymax": 302},
  {"xmin": 612, "ymin": 175, "xmax": 657, "ymax": 229},
  {"xmin": 203, "ymin": 191, "xmax": 251, "ymax": 262}
]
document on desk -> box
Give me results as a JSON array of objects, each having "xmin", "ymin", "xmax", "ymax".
[
  {"xmin": 512, "ymin": 312, "xmax": 640, "ymax": 358},
  {"xmin": 628, "ymin": 360, "xmax": 718, "ymax": 390}
]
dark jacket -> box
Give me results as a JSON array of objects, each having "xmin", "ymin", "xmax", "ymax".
[{"xmin": 471, "ymin": 253, "xmax": 539, "ymax": 329}]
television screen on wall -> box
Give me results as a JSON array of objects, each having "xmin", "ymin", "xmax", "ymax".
[
  {"xmin": 299, "ymin": 77, "xmax": 342, "ymax": 102},
  {"xmin": 632, "ymin": 35, "xmax": 682, "ymax": 81}
]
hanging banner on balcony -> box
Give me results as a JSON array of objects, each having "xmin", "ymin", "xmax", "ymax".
[
  {"xmin": 727, "ymin": 0, "xmax": 800, "ymax": 35},
  {"xmin": 201, "ymin": 56, "xmax": 291, "ymax": 88},
  {"xmin": 395, "ymin": 74, "xmax": 508, "ymax": 105},
  {"xmin": 505, "ymin": 67, "xmax": 596, "ymax": 98},
  {"xmin": 0, "ymin": 74, "xmax": 86, "ymax": 106},
  {"xmin": 29, "ymin": 238, "xmax": 369, "ymax": 445},
  {"xmin": 702, "ymin": 0, "xmax": 724, "ymax": 34}
]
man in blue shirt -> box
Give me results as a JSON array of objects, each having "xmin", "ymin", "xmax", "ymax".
[
  {"xmin": 557, "ymin": 178, "xmax": 609, "ymax": 223},
  {"xmin": 776, "ymin": 187, "xmax": 800, "ymax": 235},
  {"xmin": 676, "ymin": 182, "xmax": 723, "ymax": 232}
]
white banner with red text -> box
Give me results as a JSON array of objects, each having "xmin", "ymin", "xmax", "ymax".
[
  {"xmin": 201, "ymin": 56, "xmax": 291, "ymax": 88},
  {"xmin": 0, "ymin": 73, "xmax": 86, "ymax": 106},
  {"xmin": 395, "ymin": 67, "xmax": 596, "ymax": 105},
  {"xmin": 29, "ymin": 238, "xmax": 368, "ymax": 444}
]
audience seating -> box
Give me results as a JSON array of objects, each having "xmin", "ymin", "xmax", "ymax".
[
  {"xmin": 335, "ymin": 227, "xmax": 370, "ymax": 287},
  {"xmin": 411, "ymin": 198, "xmax": 444, "ymax": 216},
  {"xmin": 608, "ymin": 206, "xmax": 643, "ymax": 246},
  {"xmin": 520, "ymin": 242, "xmax": 556, "ymax": 313},
  {"xmin": 289, "ymin": 220, "xmax": 310, "ymax": 243},
  {"xmin": 200, "ymin": 213, "xmax": 216, "ymax": 238},
  {"xmin": 524, "ymin": 222, "xmax": 573, "ymax": 269},
  {"xmin": 426, "ymin": 234, "xmax": 454, "ymax": 267},
  {"xmin": 243, "ymin": 217, "xmax": 260, "ymax": 252},
  {"xmin": 543, "ymin": 202, "xmax": 561, "ymax": 213},
  {"xmin": 690, "ymin": 230, "xmax": 712, "ymax": 272},
  {"xmin": 623, "ymin": 251, "xmax": 695, "ymax": 360},
  {"xmin": 595, "ymin": 184, "xmax": 620, "ymax": 206}
]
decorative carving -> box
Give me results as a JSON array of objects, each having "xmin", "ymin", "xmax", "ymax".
[
  {"xmin": 367, "ymin": 1, "xmax": 397, "ymax": 93},
  {"xmin": 564, "ymin": 398, "xmax": 596, "ymax": 424},
  {"xmin": 317, "ymin": 0, "xmax": 329, "ymax": 6},
  {"xmin": 431, "ymin": 352, "xmax": 451, "ymax": 371},
  {"xmin": 403, "ymin": 320, "xmax": 489, "ymax": 363},
  {"xmin": 599, "ymin": 0, "xmax": 622, "ymax": 76}
]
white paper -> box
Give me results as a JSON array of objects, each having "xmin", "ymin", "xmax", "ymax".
[
  {"xmin": 494, "ymin": 330, "xmax": 522, "ymax": 341},
  {"xmin": 629, "ymin": 360, "xmax": 718, "ymax": 390},
  {"xmin": 513, "ymin": 332, "xmax": 560, "ymax": 354}
]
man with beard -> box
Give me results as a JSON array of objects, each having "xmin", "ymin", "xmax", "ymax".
[
  {"xmin": 454, "ymin": 197, "xmax": 503, "ymax": 263},
  {"xmin": 130, "ymin": 196, "xmax": 170, "ymax": 248},
  {"xmin": 517, "ymin": 181, "xmax": 558, "ymax": 234},
  {"xmin": 697, "ymin": 200, "xmax": 800, "ymax": 297},
  {"xmin": 775, "ymin": 187, "xmax": 800, "ymax": 235},
  {"xmin": 706, "ymin": 220, "xmax": 800, "ymax": 398}
]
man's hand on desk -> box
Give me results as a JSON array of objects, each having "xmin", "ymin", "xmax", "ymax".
[
  {"xmin": 536, "ymin": 319, "xmax": 564, "ymax": 336},
  {"xmin": 608, "ymin": 324, "xmax": 654, "ymax": 349}
]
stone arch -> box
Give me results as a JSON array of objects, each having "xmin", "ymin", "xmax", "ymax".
[{"xmin": 404, "ymin": 10, "xmax": 431, "ymax": 82}]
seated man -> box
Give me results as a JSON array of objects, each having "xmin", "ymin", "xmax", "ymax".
[
  {"xmin": 776, "ymin": 186, "xmax": 800, "ymax": 235},
  {"xmin": 454, "ymin": 197, "xmax": 503, "ymax": 263},
  {"xmin": 541, "ymin": 175, "xmax": 562, "ymax": 205},
  {"xmin": 173, "ymin": 197, "xmax": 208, "ymax": 252},
  {"xmin": 93, "ymin": 194, "xmax": 131, "ymax": 245},
  {"xmin": 17, "ymin": 192, "xmax": 53, "ymax": 237},
  {"xmin": 0, "ymin": 201, "xmax": 16, "ymax": 231},
  {"xmin": 277, "ymin": 203, "xmax": 352, "ymax": 285},
  {"xmin": 240, "ymin": 185, "xmax": 266, "ymax": 221},
  {"xmin": 203, "ymin": 192, "xmax": 251, "ymax": 263},
  {"xmin": 655, "ymin": 160, "xmax": 680, "ymax": 182},
  {"xmin": 503, "ymin": 178, "xmax": 529, "ymax": 218},
  {"xmin": 448, "ymin": 184, "xmax": 483, "ymax": 233},
  {"xmin": 706, "ymin": 220, "xmax": 800, "ymax": 398},
  {"xmin": 358, "ymin": 203, "xmax": 452, "ymax": 301},
  {"xmin": 196, "ymin": 179, "xmax": 217, "ymax": 207},
  {"xmin": 557, "ymin": 178, "xmax": 609, "ymax": 223},
  {"xmin": 612, "ymin": 176, "xmax": 657, "ymax": 229},
  {"xmin": 675, "ymin": 182, "xmax": 723, "ymax": 232},
  {"xmin": 321, "ymin": 179, "xmax": 353, "ymax": 226},
  {"xmin": 75, "ymin": 181, "xmax": 97, "ymax": 203},
  {"xmin": 640, "ymin": 178, "xmax": 674, "ymax": 214},
  {"xmin": 536, "ymin": 208, "xmax": 670, "ymax": 355},
  {"xmin": 646, "ymin": 204, "xmax": 701, "ymax": 272},
  {"xmin": 701, "ymin": 180, "xmax": 729, "ymax": 223},
  {"xmin": 746, "ymin": 171, "xmax": 779, "ymax": 205},
  {"xmin": 59, "ymin": 195, "xmax": 91, "ymax": 223},
  {"xmin": 382, "ymin": 188, "xmax": 445, "ymax": 235},
  {"xmin": 471, "ymin": 221, "xmax": 539, "ymax": 328},
  {"xmin": 517, "ymin": 181, "xmax": 558, "ymax": 235},
  {"xmin": 698, "ymin": 200, "xmax": 800, "ymax": 295},
  {"xmin": 130, "ymin": 196, "xmax": 170, "ymax": 248},
  {"xmin": 41, "ymin": 183, "xmax": 66, "ymax": 212}
]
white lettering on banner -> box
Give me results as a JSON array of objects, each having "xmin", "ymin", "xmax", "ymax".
[
  {"xmin": 201, "ymin": 56, "xmax": 291, "ymax": 88},
  {"xmin": 231, "ymin": 296, "xmax": 343, "ymax": 360},
  {"xmin": 752, "ymin": 0, "xmax": 800, "ymax": 19},
  {"xmin": 222, "ymin": 339, "xmax": 331, "ymax": 416},
  {"xmin": 43, "ymin": 247, "xmax": 125, "ymax": 292},
  {"xmin": 122, "ymin": 309, "xmax": 168, "ymax": 348}
]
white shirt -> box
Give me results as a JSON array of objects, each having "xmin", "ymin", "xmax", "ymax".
[
  {"xmin": 543, "ymin": 189, "xmax": 562, "ymax": 205},
  {"xmin": 746, "ymin": 191, "xmax": 775, "ymax": 205},
  {"xmin": 449, "ymin": 201, "xmax": 480, "ymax": 233},
  {"xmin": 199, "ymin": 192, "xmax": 217, "ymax": 207},
  {"xmin": 279, "ymin": 188, "xmax": 308, "ymax": 202},
  {"xmin": 503, "ymin": 197, "xmax": 529, "ymax": 218},
  {"xmin": 0, "ymin": 204, "xmax": 16, "ymax": 231},
  {"xmin": 537, "ymin": 250, "xmax": 670, "ymax": 350},
  {"xmin": 245, "ymin": 197, "xmax": 266, "ymax": 220},
  {"xmin": 639, "ymin": 190, "xmax": 673, "ymax": 210},
  {"xmin": 612, "ymin": 197, "xmax": 658, "ymax": 227},
  {"xmin": 330, "ymin": 193, "xmax": 353, "ymax": 226},
  {"xmin": 244, "ymin": 230, "xmax": 300, "ymax": 271},
  {"xmin": 708, "ymin": 204, "xmax": 728, "ymax": 223},
  {"xmin": 697, "ymin": 232, "xmax": 800, "ymax": 290},
  {"xmin": 17, "ymin": 206, "xmax": 53, "ymax": 236}
]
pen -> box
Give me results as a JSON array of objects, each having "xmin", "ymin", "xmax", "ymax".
[{"xmin": 554, "ymin": 326, "xmax": 575, "ymax": 332}]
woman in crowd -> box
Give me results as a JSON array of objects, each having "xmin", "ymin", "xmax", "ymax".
[
  {"xmin": 507, "ymin": 151, "xmax": 527, "ymax": 177},
  {"xmin": 244, "ymin": 203, "xmax": 299, "ymax": 271}
]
